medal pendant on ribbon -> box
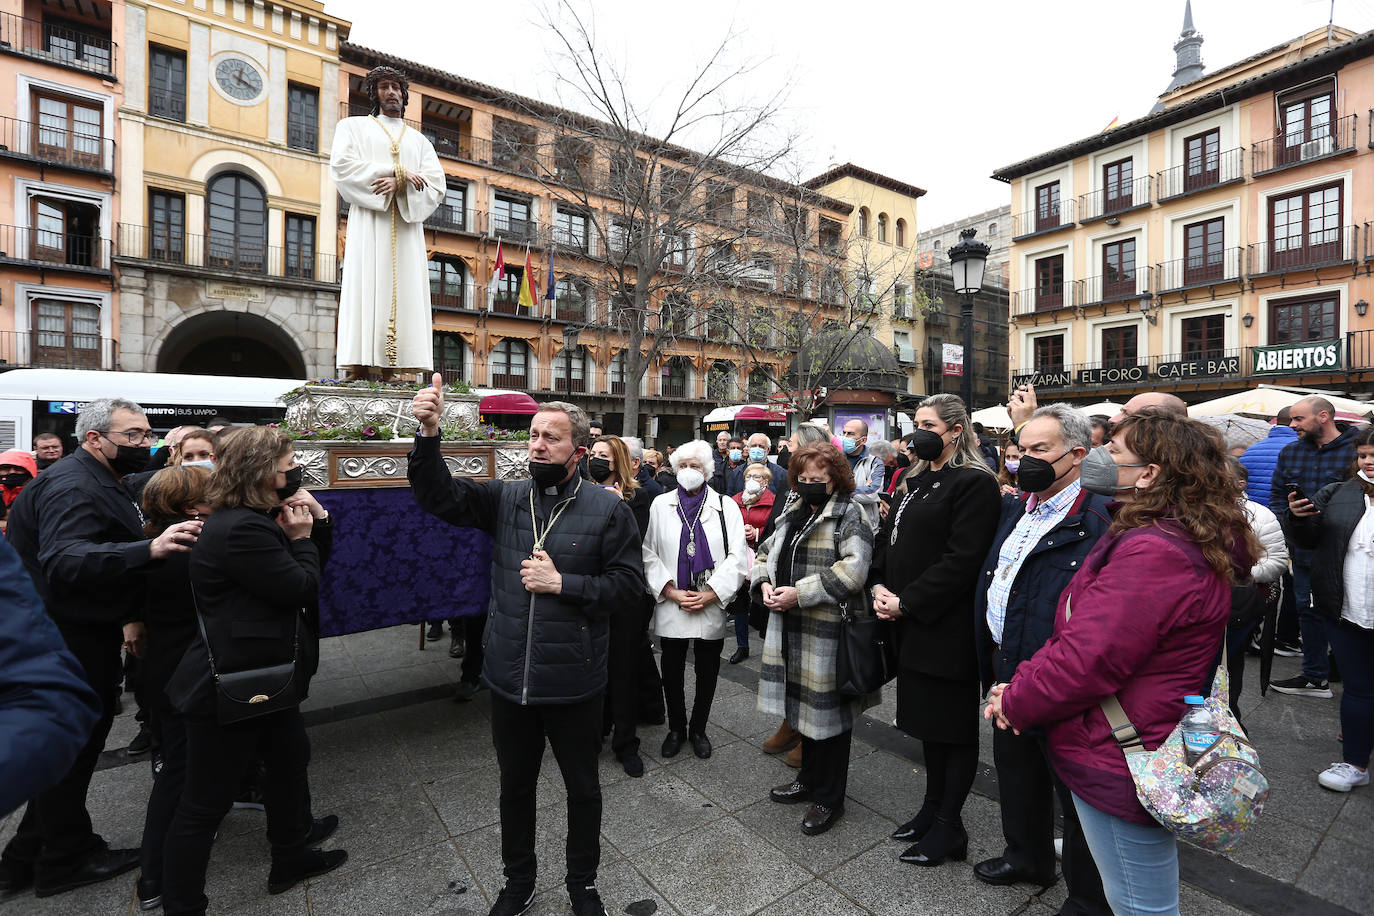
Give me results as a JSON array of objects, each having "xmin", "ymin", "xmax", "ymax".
[{"xmin": 686, "ymin": 541, "xmax": 696, "ymax": 558}]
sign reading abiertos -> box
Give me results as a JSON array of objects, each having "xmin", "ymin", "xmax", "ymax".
[{"xmin": 1252, "ymin": 340, "xmax": 1342, "ymax": 375}]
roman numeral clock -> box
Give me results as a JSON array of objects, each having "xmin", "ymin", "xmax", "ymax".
[{"xmin": 214, "ymin": 56, "xmax": 264, "ymax": 103}]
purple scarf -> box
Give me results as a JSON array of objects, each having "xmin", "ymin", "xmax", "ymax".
[{"xmin": 675, "ymin": 484, "xmax": 715, "ymax": 589}]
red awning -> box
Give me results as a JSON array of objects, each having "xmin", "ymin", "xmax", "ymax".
[
  {"xmin": 735, "ymin": 405, "xmax": 786, "ymax": 422},
  {"xmin": 480, "ymin": 393, "xmax": 539, "ymax": 415}
]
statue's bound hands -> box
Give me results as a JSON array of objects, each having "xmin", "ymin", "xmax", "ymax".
[
  {"xmin": 413, "ymin": 372, "xmax": 444, "ymax": 436},
  {"xmin": 370, "ymin": 175, "xmax": 399, "ymax": 196},
  {"xmin": 407, "ymin": 172, "xmax": 426, "ymax": 191}
]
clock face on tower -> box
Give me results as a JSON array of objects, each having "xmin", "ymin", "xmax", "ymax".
[{"xmin": 214, "ymin": 57, "xmax": 264, "ymax": 102}]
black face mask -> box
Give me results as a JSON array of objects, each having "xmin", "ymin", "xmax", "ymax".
[
  {"xmin": 35, "ymin": 456, "xmax": 58, "ymax": 471},
  {"xmin": 796, "ymin": 481, "xmax": 830, "ymax": 508},
  {"xmin": 0, "ymin": 472, "xmax": 31, "ymax": 489},
  {"xmin": 775, "ymin": 445, "xmax": 791, "ymax": 469},
  {"xmin": 895, "ymin": 452, "xmax": 911, "ymax": 470},
  {"xmin": 107, "ymin": 443, "xmax": 151, "ymax": 477},
  {"xmin": 530, "ymin": 456, "xmax": 574, "ymax": 489},
  {"xmin": 276, "ymin": 465, "xmax": 304, "ymax": 500},
  {"xmin": 908, "ymin": 429, "xmax": 946, "ymax": 462},
  {"xmin": 1014, "ymin": 451, "xmax": 1073, "ymax": 494},
  {"xmin": 587, "ymin": 457, "xmax": 614, "ymax": 483}
]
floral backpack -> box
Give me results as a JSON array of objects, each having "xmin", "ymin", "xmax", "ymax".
[{"xmin": 1099, "ymin": 645, "xmax": 1268, "ymax": 851}]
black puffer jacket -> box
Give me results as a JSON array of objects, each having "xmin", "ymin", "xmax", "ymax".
[
  {"xmin": 1288, "ymin": 477, "xmax": 1369, "ymax": 622},
  {"xmin": 408, "ymin": 435, "xmax": 644, "ymax": 705}
]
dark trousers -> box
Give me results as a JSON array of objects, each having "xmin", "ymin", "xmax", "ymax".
[
  {"xmin": 604, "ymin": 600, "xmax": 648, "ymax": 756},
  {"xmin": 2, "ymin": 622, "xmax": 121, "ymax": 876},
  {"xmin": 489, "ymin": 693, "xmax": 603, "ymax": 891},
  {"xmin": 139, "ymin": 708, "xmax": 187, "ymax": 884},
  {"xmin": 637, "ymin": 627, "xmax": 664, "ymax": 723},
  {"xmin": 1277, "ymin": 571, "xmax": 1301, "ymax": 645},
  {"xmin": 460, "ymin": 614, "xmax": 486, "ymax": 685},
  {"xmin": 992, "ymin": 728, "xmax": 1110, "ymax": 914},
  {"xmin": 1326, "ymin": 618, "xmax": 1374, "ymax": 769},
  {"xmin": 161, "ymin": 708, "xmax": 313, "ymax": 916},
  {"xmin": 658, "ymin": 637, "xmax": 724, "ymax": 736},
  {"xmin": 799, "ymin": 729, "xmax": 852, "ymax": 809}
]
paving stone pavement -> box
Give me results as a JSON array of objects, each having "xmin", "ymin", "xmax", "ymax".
[{"xmin": 1, "ymin": 624, "xmax": 1367, "ymax": 916}]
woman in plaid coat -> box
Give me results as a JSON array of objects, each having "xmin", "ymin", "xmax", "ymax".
[{"xmin": 752, "ymin": 441, "xmax": 875, "ymax": 837}]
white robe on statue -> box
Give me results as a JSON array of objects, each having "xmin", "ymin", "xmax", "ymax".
[{"xmin": 331, "ymin": 114, "xmax": 445, "ymax": 372}]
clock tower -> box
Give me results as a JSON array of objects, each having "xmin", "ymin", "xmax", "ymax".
[{"xmin": 115, "ymin": 0, "xmax": 351, "ymax": 379}]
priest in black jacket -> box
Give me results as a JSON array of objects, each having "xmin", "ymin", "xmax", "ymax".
[{"xmin": 408, "ymin": 375, "xmax": 644, "ymax": 916}]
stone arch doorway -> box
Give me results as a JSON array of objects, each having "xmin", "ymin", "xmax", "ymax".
[{"xmin": 157, "ymin": 311, "xmax": 306, "ymax": 378}]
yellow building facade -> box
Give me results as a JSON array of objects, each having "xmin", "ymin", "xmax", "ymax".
[
  {"xmin": 996, "ymin": 23, "xmax": 1374, "ymax": 404},
  {"xmin": 114, "ymin": 0, "xmax": 348, "ymax": 377}
]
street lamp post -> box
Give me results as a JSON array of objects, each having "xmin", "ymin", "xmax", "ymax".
[
  {"xmin": 562, "ymin": 324, "xmax": 579, "ymax": 396},
  {"xmin": 947, "ymin": 228, "xmax": 990, "ymax": 410}
]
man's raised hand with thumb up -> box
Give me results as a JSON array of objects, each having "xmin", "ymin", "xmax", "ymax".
[{"xmin": 412, "ymin": 372, "xmax": 445, "ymax": 436}]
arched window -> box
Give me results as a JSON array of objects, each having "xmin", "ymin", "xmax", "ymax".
[
  {"xmin": 490, "ymin": 339, "xmax": 529, "ymax": 388},
  {"xmin": 433, "ymin": 332, "xmax": 467, "ymax": 383},
  {"xmin": 988, "ymin": 222, "xmax": 998, "ymax": 236},
  {"xmin": 895, "ymin": 218, "xmax": 907, "ymax": 247},
  {"xmin": 933, "ymin": 239, "xmax": 942, "ymax": 251},
  {"xmin": 877, "ymin": 213, "xmax": 888, "ymax": 243},
  {"xmin": 857, "ymin": 207, "xmax": 870, "ymax": 238},
  {"xmin": 206, "ymin": 171, "xmax": 266, "ymax": 272}
]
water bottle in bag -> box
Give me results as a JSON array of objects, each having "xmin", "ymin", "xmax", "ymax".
[{"xmin": 1181, "ymin": 695, "xmax": 1220, "ymax": 766}]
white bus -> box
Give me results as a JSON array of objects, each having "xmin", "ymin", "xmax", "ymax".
[{"xmin": 0, "ymin": 369, "xmax": 303, "ymax": 452}]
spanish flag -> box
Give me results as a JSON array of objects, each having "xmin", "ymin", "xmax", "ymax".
[
  {"xmin": 517, "ymin": 245, "xmax": 536, "ymax": 313},
  {"xmin": 1103, "ymin": 115, "xmax": 1120, "ymax": 132}
]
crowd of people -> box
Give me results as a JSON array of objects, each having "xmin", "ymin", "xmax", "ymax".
[{"xmin": 1, "ymin": 375, "xmax": 1369, "ymax": 916}]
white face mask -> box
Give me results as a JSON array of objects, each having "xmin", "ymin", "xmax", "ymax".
[
  {"xmin": 676, "ymin": 467, "xmax": 705, "ymax": 492},
  {"xmin": 182, "ymin": 460, "xmax": 215, "ymax": 470},
  {"xmin": 1360, "ymin": 470, "xmax": 1374, "ymax": 485},
  {"xmin": 744, "ymin": 479, "xmax": 763, "ymax": 495}
]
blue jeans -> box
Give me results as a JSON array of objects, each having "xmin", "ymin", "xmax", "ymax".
[
  {"xmin": 733, "ymin": 608, "xmax": 749, "ymax": 649},
  {"xmin": 1294, "ymin": 565, "xmax": 1330, "ymax": 681},
  {"xmin": 1325, "ymin": 618, "xmax": 1374, "ymax": 769},
  {"xmin": 1072, "ymin": 793, "xmax": 1179, "ymax": 916}
]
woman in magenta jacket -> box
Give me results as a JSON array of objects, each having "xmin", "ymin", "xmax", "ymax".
[{"xmin": 985, "ymin": 413, "xmax": 1257, "ymax": 916}]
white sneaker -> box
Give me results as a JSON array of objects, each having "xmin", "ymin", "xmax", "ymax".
[
  {"xmin": 1053, "ymin": 838, "xmax": 1064, "ymax": 859},
  {"xmin": 1317, "ymin": 762, "xmax": 1370, "ymax": 792}
]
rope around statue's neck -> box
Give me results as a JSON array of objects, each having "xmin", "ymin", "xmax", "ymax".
[{"xmin": 370, "ymin": 116, "xmax": 407, "ymax": 367}]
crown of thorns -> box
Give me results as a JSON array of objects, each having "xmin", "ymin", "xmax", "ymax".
[{"xmin": 363, "ymin": 66, "xmax": 410, "ymax": 113}]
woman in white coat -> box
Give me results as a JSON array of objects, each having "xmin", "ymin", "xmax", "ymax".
[
  {"xmin": 1230, "ymin": 457, "xmax": 1289, "ymax": 720},
  {"xmin": 643, "ymin": 439, "xmax": 748, "ymax": 760}
]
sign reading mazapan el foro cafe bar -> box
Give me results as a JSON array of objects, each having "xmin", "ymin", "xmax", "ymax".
[{"xmin": 1012, "ymin": 353, "xmax": 1243, "ymax": 390}]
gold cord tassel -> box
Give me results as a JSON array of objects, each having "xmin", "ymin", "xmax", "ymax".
[{"xmin": 372, "ymin": 116, "xmax": 405, "ymax": 367}]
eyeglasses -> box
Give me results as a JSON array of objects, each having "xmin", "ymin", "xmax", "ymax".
[{"xmin": 100, "ymin": 428, "xmax": 157, "ymax": 445}]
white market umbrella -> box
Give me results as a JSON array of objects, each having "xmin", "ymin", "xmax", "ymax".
[
  {"xmin": 971, "ymin": 405, "xmax": 1012, "ymax": 430},
  {"xmin": 1195, "ymin": 414, "xmax": 1271, "ymax": 449},
  {"xmin": 1077, "ymin": 401, "xmax": 1124, "ymax": 418},
  {"xmin": 1188, "ymin": 386, "xmax": 1373, "ymax": 420}
]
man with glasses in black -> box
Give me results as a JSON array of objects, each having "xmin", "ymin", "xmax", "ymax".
[{"xmin": 1, "ymin": 398, "xmax": 202, "ymax": 900}]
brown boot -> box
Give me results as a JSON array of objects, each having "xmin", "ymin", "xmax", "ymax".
[
  {"xmin": 762, "ymin": 720, "xmax": 801, "ymax": 755},
  {"xmin": 785, "ymin": 743, "xmax": 803, "ymax": 769}
]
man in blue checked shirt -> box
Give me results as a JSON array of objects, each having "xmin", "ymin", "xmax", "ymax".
[{"xmin": 972, "ymin": 404, "xmax": 1113, "ymax": 913}]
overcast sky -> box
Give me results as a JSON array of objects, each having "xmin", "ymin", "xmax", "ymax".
[{"xmin": 323, "ymin": 0, "xmax": 1374, "ymax": 229}]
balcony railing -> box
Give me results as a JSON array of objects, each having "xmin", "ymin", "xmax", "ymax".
[
  {"xmin": 1249, "ymin": 225, "xmax": 1358, "ymax": 275},
  {"xmin": 1252, "ymin": 114, "xmax": 1358, "ymax": 175},
  {"xmin": 1011, "ymin": 281, "xmax": 1079, "ymax": 316},
  {"xmin": 0, "ymin": 11, "xmax": 116, "ymax": 77},
  {"xmin": 1155, "ymin": 147, "xmax": 1244, "ymax": 200},
  {"xmin": 490, "ymin": 214, "xmax": 535, "ymax": 242},
  {"xmin": 1078, "ymin": 177, "xmax": 1151, "ymax": 223},
  {"xmin": 0, "ymin": 329, "xmax": 118, "ymax": 370},
  {"xmin": 426, "ymin": 205, "xmax": 479, "ymax": 234},
  {"xmin": 1155, "ymin": 247, "xmax": 1245, "ymax": 293},
  {"xmin": 0, "ymin": 114, "xmax": 114, "ymax": 173},
  {"xmin": 420, "ymin": 120, "xmax": 494, "ymax": 167},
  {"xmin": 491, "ymin": 290, "xmax": 536, "ymax": 316},
  {"xmin": 1011, "ymin": 199, "xmax": 1075, "ymax": 239},
  {"xmin": 0, "ymin": 224, "xmax": 109, "ymax": 271},
  {"xmin": 552, "ymin": 225, "xmax": 590, "ymax": 253},
  {"xmin": 553, "ymin": 295, "xmax": 587, "ymax": 323},
  {"xmin": 1079, "ymin": 267, "xmax": 1152, "ymax": 308},
  {"xmin": 115, "ymin": 224, "xmax": 338, "ymax": 283}
]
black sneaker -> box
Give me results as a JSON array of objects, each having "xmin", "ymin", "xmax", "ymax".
[
  {"xmin": 1272, "ymin": 639, "xmax": 1302, "ymax": 658},
  {"xmin": 569, "ymin": 885, "xmax": 608, "ymax": 916},
  {"xmin": 488, "ymin": 883, "xmax": 535, "ymax": 916},
  {"xmin": 618, "ymin": 751, "xmax": 645, "ymax": 778},
  {"xmin": 449, "ymin": 633, "xmax": 466, "ymax": 658},
  {"xmin": 232, "ymin": 785, "xmax": 266, "ymax": 811},
  {"xmin": 137, "ymin": 875, "xmax": 161, "ymax": 910},
  {"xmin": 126, "ymin": 724, "xmax": 154, "ymax": 757},
  {"xmin": 1269, "ymin": 675, "xmax": 1333, "ymax": 698},
  {"xmin": 426, "ymin": 621, "xmax": 444, "ymax": 642}
]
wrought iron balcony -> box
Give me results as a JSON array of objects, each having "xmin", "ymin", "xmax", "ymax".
[
  {"xmin": 0, "ymin": 224, "xmax": 109, "ymax": 272},
  {"xmin": 1154, "ymin": 247, "xmax": 1244, "ymax": 293},
  {"xmin": 0, "ymin": 329, "xmax": 118, "ymax": 370},
  {"xmin": 1252, "ymin": 114, "xmax": 1357, "ymax": 175},
  {"xmin": 1010, "ymin": 199, "xmax": 1075, "ymax": 240},
  {"xmin": 1155, "ymin": 147, "xmax": 1244, "ymax": 200},
  {"xmin": 1078, "ymin": 177, "xmax": 1151, "ymax": 224},
  {"xmin": 0, "ymin": 114, "xmax": 114, "ymax": 174},
  {"xmin": 490, "ymin": 214, "xmax": 535, "ymax": 243},
  {"xmin": 1248, "ymin": 225, "xmax": 1358, "ymax": 276},
  {"xmin": 0, "ymin": 11, "xmax": 116, "ymax": 77},
  {"xmin": 1079, "ymin": 267, "xmax": 1152, "ymax": 309},
  {"xmin": 1011, "ymin": 281, "xmax": 1080, "ymax": 316},
  {"xmin": 426, "ymin": 204, "xmax": 479, "ymax": 234},
  {"xmin": 115, "ymin": 224, "xmax": 338, "ymax": 283}
]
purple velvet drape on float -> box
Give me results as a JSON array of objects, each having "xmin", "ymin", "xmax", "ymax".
[{"xmin": 314, "ymin": 488, "xmax": 492, "ymax": 637}]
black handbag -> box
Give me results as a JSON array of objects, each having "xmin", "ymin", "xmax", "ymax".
[
  {"xmin": 192, "ymin": 584, "xmax": 301, "ymax": 725},
  {"xmin": 835, "ymin": 594, "xmax": 898, "ymax": 697}
]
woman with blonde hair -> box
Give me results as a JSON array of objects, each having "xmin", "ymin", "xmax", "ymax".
[
  {"xmin": 162, "ymin": 427, "xmax": 341, "ymax": 914},
  {"xmin": 870, "ymin": 394, "xmax": 1001, "ymax": 866}
]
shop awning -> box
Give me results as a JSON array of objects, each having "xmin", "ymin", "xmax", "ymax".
[{"xmin": 479, "ymin": 392, "xmax": 539, "ymax": 415}]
